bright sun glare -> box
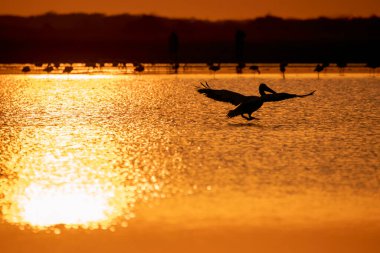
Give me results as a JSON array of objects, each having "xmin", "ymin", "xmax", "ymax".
[
  {"xmin": 16, "ymin": 182, "xmax": 114, "ymax": 227},
  {"xmin": 1, "ymin": 124, "xmax": 139, "ymax": 230}
]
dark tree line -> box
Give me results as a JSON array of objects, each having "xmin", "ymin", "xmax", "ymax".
[{"xmin": 0, "ymin": 13, "xmax": 379, "ymax": 63}]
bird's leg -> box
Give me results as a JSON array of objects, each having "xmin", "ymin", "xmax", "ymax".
[
  {"xmin": 248, "ymin": 114, "xmax": 259, "ymax": 121},
  {"xmin": 241, "ymin": 114, "xmax": 250, "ymax": 120}
]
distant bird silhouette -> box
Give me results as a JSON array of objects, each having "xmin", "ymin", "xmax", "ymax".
[
  {"xmin": 337, "ymin": 61, "xmax": 347, "ymax": 75},
  {"xmin": 35, "ymin": 62, "xmax": 43, "ymax": 67},
  {"xmin": 22, "ymin": 66, "xmax": 31, "ymax": 73},
  {"xmin": 322, "ymin": 62, "xmax": 330, "ymax": 73},
  {"xmin": 314, "ymin": 64, "xmax": 324, "ymax": 79},
  {"xmin": 366, "ymin": 61, "xmax": 379, "ymax": 75},
  {"xmin": 43, "ymin": 65, "xmax": 54, "ymax": 73},
  {"xmin": 249, "ymin": 65, "xmax": 261, "ymax": 74},
  {"xmin": 85, "ymin": 62, "xmax": 97, "ymax": 69},
  {"xmin": 236, "ymin": 62, "xmax": 246, "ymax": 74},
  {"xmin": 63, "ymin": 66, "xmax": 73, "ymax": 73},
  {"xmin": 171, "ymin": 62, "xmax": 180, "ymax": 74},
  {"xmin": 198, "ymin": 82, "xmax": 315, "ymax": 121},
  {"xmin": 208, "ymin": 63, "xmax": 221, "ymax": 76},
  {"xmin": 134, "ymin": 63, "xmax": 144, "ymax": 73},
  {"xmin": 280, "ymin": 62, "xmax": 288, "ymax": 79},
  {"xmin": 53, "ymin": 62, "xmax": 60, "ymax": 69}
]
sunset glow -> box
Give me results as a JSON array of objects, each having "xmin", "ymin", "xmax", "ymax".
[{"xmin": 1, "ymin": 0, "xmax": 379, "ymax": 19}]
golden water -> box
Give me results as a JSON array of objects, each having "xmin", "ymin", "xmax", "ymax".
[{"xmin": 0, "ymin": 73, "xmax": 379, "ymax": 251}]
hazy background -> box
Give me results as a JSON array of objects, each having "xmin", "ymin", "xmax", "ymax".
[{"xmin": 1, "ymin": 0, "xmax": 380, "ymax": 20}]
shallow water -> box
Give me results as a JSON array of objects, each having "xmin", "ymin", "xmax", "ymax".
[{"xmin": 0, "ymin": 73, "xmax": 379, "ymax": 252}]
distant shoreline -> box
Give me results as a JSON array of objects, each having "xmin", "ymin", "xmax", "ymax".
[{"xmin": 1, "ymin": 13, "xmax": 379, "ymax": 64}]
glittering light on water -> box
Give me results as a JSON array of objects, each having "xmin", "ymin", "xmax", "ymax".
[
  {"xmin": 0, "ymin": 125, "xmax": 140, "ymax": 230},
  {"xmin": 0, "ymin": 75, "xmax": 164, "ymax": 231},
  {"xmin": 14, "ymin": 183, "xmax": 114, "ymax": 227}
]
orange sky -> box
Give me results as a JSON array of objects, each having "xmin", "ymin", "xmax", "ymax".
[{"xmin": 1, "ymin": 0, "xmax": 379, "ymax": 20}]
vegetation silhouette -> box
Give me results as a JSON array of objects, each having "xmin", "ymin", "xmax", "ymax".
[{"xmin": 198, "ymin": 82, "xmax": 315, "ymax": 121}]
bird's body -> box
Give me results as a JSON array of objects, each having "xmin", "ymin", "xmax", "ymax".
[
  {"xmin": 314, "ymin": 64, "xmax": 324, "ymax": 79},
  {"xmin": 63, "ymin": 66, "xmax": 73, "ymax": 73},
  {"xmin": 198, "ymin": 82, "xmax": 315, "ymax": 121},
  {"xmin": 134, "ymin": 63, "xmax": 145, "ymax": 73},
  {"xmin": 22, "ymin": 66, "xmax": 31, "ymax": 73},
  {"xmin": 280, "ymin": 62, "xmax": 288, "ymax": 79}
]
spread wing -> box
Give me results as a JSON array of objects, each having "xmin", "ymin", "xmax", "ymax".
[
  {"xmin": 264, "ymin": 90, "xmax": 316, "ymax": 102},
  {"xmin": 197, "ymin": 82, "xmax": 249, "ymax": 106}
]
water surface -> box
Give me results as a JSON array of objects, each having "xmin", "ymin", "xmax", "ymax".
[{"xmin": 0, "ymin": 73, "xmax": 379, "ymax": 252}]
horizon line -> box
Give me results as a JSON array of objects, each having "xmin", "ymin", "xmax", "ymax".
[{"xmin": 0, "ymin": 11, "xmax": 379, "ymax": 22}]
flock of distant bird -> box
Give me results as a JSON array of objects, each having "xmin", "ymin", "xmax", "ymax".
[{"xmin": 21, "ymin": 61, "xmax": 379, "ymax": 77}]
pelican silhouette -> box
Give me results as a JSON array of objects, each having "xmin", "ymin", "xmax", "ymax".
[{"xmin": 198, "ymin": 82, "xmax": 315, "ymax": 121}]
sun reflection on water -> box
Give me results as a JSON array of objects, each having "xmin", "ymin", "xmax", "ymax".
[
  {"xmin": 1, "ymin": 126, "xmax": 139, "ymax": 230},
  {"xmin": 13, "ymin": 182, "xmax": 115, "ymax": 227},
  {"xmin": 0, "ymin": 76, "xmax": 159, "ymax": 231}
]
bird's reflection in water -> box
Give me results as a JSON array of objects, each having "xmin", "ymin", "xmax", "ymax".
[{"xmin": 0, "ymin": 125, "xmax": 152, "ymax": 231}]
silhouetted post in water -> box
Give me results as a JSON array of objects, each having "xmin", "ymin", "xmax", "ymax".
[
  {"xmin": 314, "ymin": 64, "xmax": 324, "ymax": 79},
  {"xmin": 22, "ymin": 66, "xmax": 31, "ymax": 73},
  {"xmin": 280, "ymin": 62, "xmax": 288, "ymax": 79},
  {"xmin": 249, "ymin": 65, "xmax": 261, "ymax": 74},
  {"xmin": 169, "ymin": 32, "xmax": 179, "ymax": 74},
  {"xmin": 235, "ymin": 30, "xmax": 246, "ymax": 74},
  {"xmin": 337, "ymin": 61, "xmax": 347, "ymax": 75},
  {"xmin": 208, "ymin": 63, "xmax": 221, "ymax": 77}
]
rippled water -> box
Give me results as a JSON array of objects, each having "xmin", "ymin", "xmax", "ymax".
[{"xmin": 0, "ymin": 73, "xmax": 379, "ymax": 251}]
